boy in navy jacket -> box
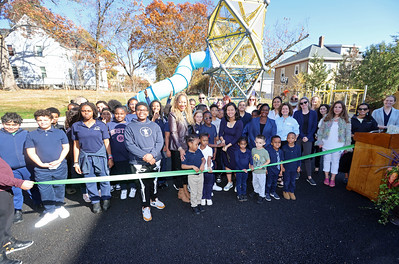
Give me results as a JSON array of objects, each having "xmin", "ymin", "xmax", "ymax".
[{"xmin": 265, "ymin": 136, "xmax": 284, "ymax": 202}]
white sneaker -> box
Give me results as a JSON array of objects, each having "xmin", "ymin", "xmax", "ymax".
[
  {"xmin": 83, "ymin": 193, "xmax": 91, "ymax": 203},
  {"xmin": 212, "ymin": 192, "xmax": 214, "ymax": 197},
  {"xmin": 201, "ymin": 199, "xmax": 206, "ymax": 206},
  {"xmin": 234, "ymin": 187, "xmax": 237, "ymax": 193},
  {"xmin": 115, "ymin": 184, "xmax": 121, "ymax": 191},
  {"xmin": 120, "ymin": 189, "xmax": 127, "ymax": 200},
  {"xmin": 98, "ymin": 189, "xmax": 101, "ymax": 197},
  {"xmin": 207, "ymin": 199, "xmax": 213, "ymax": 206},
  {"xmin": 128, "ymin": 188, "xmax": 136, "ymax": 198},
  {"xmin": 212, "ymin": 183, "xmax": 222, "ymax": 191},
  {"xmin": 110, "ymin": 185, "xmax": 115, "ymax": 192},
  {"xmin": 35, "ymin": 212, "xmax": 59, "ymax": 228},
  {"xmin": 150, "ymin": 198, "xmax": 165, "ymax": 209},
  {"xmin": 223, "ymin": 182, "xmax": 234, "ymax": 191},
  {"xmin": 55, "ymin": 206, "xmax": 70, "ymax": 219},
  {"xmin": 142, "ymin": 207, "xmax": 152, "ymax": 222}
]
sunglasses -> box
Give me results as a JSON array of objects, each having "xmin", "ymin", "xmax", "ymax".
[
  {"xmin": 299, "ymin": 101, "xmax": 308, "ymax": 105},
  {"xmin": 199, "ymin": 97, "xmax": 205, "ymax": 100},
  {"xmin": 358, "ymin": 108, "xmax": 368, "ymax": 111},
  {"xmin": 249, "ymin": 99, "xmax": 256, "ymax": 101},
  {"xmin": 204, "ymin": 117, "xmax": 211, "ymax": 120},
  {"xmin": 291, "ymin": 98, "xmax": 298, "ymax": 101}
]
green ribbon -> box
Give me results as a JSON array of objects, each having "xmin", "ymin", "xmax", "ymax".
[{"xmin": 34, "ymin": 144, "xmax": 354, "ymax": 185}]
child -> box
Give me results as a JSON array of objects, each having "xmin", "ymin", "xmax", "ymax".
[
  {"xmin": 199, "ymin": 133, "xmax": 214, "ymax": 206},
  {"xmin": 281, "ymin": 132, "xmax": 301, "ymax": 200},
  {"xmin": 46, "ymin": 107, "xmax": 65, "ymax": 131},
  {"xmin": 234, "ymin": 137, "xmax": 253, "ymax": 202},
  {"xmin": 25, "ymin": 109, "xmax": 70, "ymax": 228},
  {"xmin": 210, "ymin": 104, "xmax": 223, "ymax": 185},
  {"xmin": 251, "ymin": 109, "xmax": 260, "ymax": 119},
  {"xmin": 0, "ymin": 112, "xmax": 36, "ymax": 224},
  {"xmin": 107, "ymin": 106, "xmax": 136, "ymax": 200},
  {"xmin": 181, "ymin": 134, "xmax": 205, "ymax": 214},
  {"xmin": 193, "ymin": 110, "xmax": 203, "ymax": 135},
  {"xmin": 251, "ymin": 135, "xmax": 270, "ymax": 204},
  {"xmin": 265, "ymin": 135, "xmax": 284, "ymax": 202},
  {"xmin": 101, "ymin": 108, "xmax": 112, "ymax": 124}
]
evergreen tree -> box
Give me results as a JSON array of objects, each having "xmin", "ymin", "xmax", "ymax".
[{"xmin": 303, "ymin": 54, "xmax": 330, "ymax": 91}]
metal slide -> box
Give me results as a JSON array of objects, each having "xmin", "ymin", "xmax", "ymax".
[{"xmin": 135, "ymin": 50, "xmax": 211, "ymax": 102}]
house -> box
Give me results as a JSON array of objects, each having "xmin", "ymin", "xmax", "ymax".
[
  {"xmin": 2, "ymin": 15, "xmax": 108, "ymax": 90},
  {"xmin": 253, "ymin": 70, "xmax": 274, "ymax": 99},
  {"xmin": 273, "ymin": 36, "xmax": 361, "ymax": 97}
]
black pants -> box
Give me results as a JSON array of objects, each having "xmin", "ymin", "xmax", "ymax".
[
  {"xmin": 171, "ymin": 150, "xmax": 187, "ymax": 188},
  {"xmin": 131, "ymin": 164, "xmax": 158, "ymax": 208},
  {"xmin": 0, "ymin": 191, "xmax": 13, "ymax": 247},
  {"xmin": 297, "ymin": 138, "xmax": 313, "ymax": 177}
]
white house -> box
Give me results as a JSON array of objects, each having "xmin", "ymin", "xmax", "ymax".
[{"xmin": 3, "ymin": 15, "xmax": 108, "ymax": 90}]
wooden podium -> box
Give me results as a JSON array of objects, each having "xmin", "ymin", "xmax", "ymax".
[{"xmin": 347, "ymin": 133, "xmax": 399, "ymax": 200}]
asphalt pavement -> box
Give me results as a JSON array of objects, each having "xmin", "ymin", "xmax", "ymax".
[{"xmin": 9, "ymin": 173, "xmax": 399, "ymax": 264}]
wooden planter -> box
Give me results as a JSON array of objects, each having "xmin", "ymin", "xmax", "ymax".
[{"xmin": 346, "ymin": 133, "xmax": 399, "ymax": 200}]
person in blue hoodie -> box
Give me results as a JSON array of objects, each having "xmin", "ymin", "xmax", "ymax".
[
  {"xmin": 0, "ymin": 113, "xmax": 38, "ymax": 224},
  {"xmin": 124, "ymin": 102, "xmax": 165, "ymax": 222}
]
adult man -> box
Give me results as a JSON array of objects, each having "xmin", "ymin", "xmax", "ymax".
[
  {"xmin": 289, "ymin": 95, "xmax": 299, "ymax": 113},
  {"xmin": 0, "ymin": 157, "xmax": 34, "ymax": 264},
  {"xmin": 124, "ymin": 102, "xmax": 165, "ymax": 222},
  {"xmin": 198, "ymin": 93, "xmax": 207, "ymax": 105}
]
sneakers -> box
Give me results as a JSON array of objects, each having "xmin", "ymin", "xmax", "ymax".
[
  {"xmin": 216, "ymin": 175, "xmax": 222, "ymax": 183},
  {"xmin": 129, "ymin": 188, "xmax": 136, "ymax": 198},
  {"xmin": 223, "ymin": 182, "xmax": 233, "ymax": 191},
  {"xmin": 307, "ymin": 178, "xmax": 317, "ymax": 186},
  {"xmin": 120, "ymin": 189, "xmax": 128, "ymax": 200},
  {"xmin": 283, "ymin": 191, "xmax": 290, "ymax": 200},
  {"xmin": 34, "ymin": 212, "xmax": 58, "ymax": 228},
  {"xmin": 265, "ymin": 193, "xmax": 271, "ymax": 202},
  {"xmin": 115, "ymin": 184, "xmax": 121, "ymax": 191},
  {"xmin": 237, "ymin": 195, "xmax": 243, "ymax": 202},
  {"xmin": 257, "ymin": 196, "xmax": 265, "ymax": 204},
  {"xmin": 55, "ymin": 206, "xmax": 70, "ymax": 219},
  {"xmin": 212, "ymin": 183, "xmax": 222, "ymax": 191},
  {"xmin": 0, "ymin": 252, "xmax": 22, "ymax": 263},
  {"xmin": 324, "ymin": 178, "xmax": 330, "ymax": 186},
  {"xmin": 82, "ymin": 193, "xmax": 91, "ymax": 203},
  {"xmin": 201, "ymin": 199, "xmax": 206, "ymax": 206},
  {"xmin": 192, "ymin": 206, "xmax": 200, "ymax": 215},
  {"xmin": 3, "ymin": 238, "xmax": 34, "ymax": 255},
  {"xmin": 142, "ymin": 207, "xmax": 152, "ymax": 221},
  {"xmin": 13, "ymin": 210, "xmax": 23, "ymax": 224},
  {"xmin": 198, "ymin": 205, "xmax": 205, "ymax": 213},
  {"xmin": 206, "ymin": 199, "xmax": 213, "ymax": 206},
  {"xmin": 92, "ymin": 203, "xmax": 102, "ymax": 214},
  {"xmin": 296, "ymin": 172, "xmax": 300, "ymax": 180},
  {"xmin": 289, "ymin": 192, "xmax": 296, "ymax": 200},
  {"xmin": 234, "ymin": 187, "xmax": 237, "ymax": 193},
  {"xmin": 150, "ymin": 198, "xmax": 165, "ymax": 209},
  {"xmin": 241, "ymin": 195, "xmax": 248, "ymax": 202},
  {"xmin": 102, "ymin": 199, "xmax": 111, "ymax": 211},
  {"xmin": 110, "ymin": 185, "xmax": 115, "ymax": 192},
  {"xmin": 270, "ymin": 192, "xmax": 280, "ymax": 200}
]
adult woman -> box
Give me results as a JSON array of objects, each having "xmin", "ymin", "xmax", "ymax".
[
  {"xmin": 317, "ymin": 104, "xmax": 330, "ymax": 123},
  {"xmin": 216, "ymin": 99, "xmax": 224, "ymax": 110},
  {"xmin": 268, "ymin": 96, "xmax": 282, "ymax": 120},
  {"xmin": 245, "ymin": 95, "xmax": 257, "ymax": 114},
  {"xmin": 243, "ymin": 103, "xmax": 276, "ymax": 149},
  {"xmin": 275, "ymin": 103, "xmax": 299, "ymax": 146},
  {"xmin": 238, "ymin": 101, "xmax": 252, "ymax": 128},
  {"xmin": 293, "ymin": 97, "xmax": 318, "ymax": 186},
  {"xmin": 314, "ymin": 104, "xmax": 330, "ymax": 173},
  {"xmin": 149, "ymin": 100, "xmax": 167, "ymax": 134},
  {"xmin": 71, "ymin": 102, "xmax": 113, "ymax": 213},
  {"xmin": 223, "ymin": 95, "xmax": 232, "ymax": 106},
  {"xmin": 339, "ymin": 103, "xmax": 378, "ymax": 183},
  {"xmin": 168, "ymin": 92, "xmax": 194, "ymax": 203},
  {"xmin": 371, "ymin": 95, "xmax": 399, "ymax": 129},
  {"xmin": 219, "ymin": 102, "xmax": 244, "ymax": 191},
  {"xmin": 316, "ymin": 101, "xmax": 351, "ymax": 187},
  {"xmin": 310, "ymin": 96, "xmax": 321, "ymax": 111}
]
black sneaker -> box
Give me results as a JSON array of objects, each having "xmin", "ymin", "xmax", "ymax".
[
  {"xmin": 192, "ymin": 206, "xmax": 200, "ymax": 215},
  {"xmin": 3, "ymin": 238, "xmax": 34, "ymax": 255},
  {"xmin": 257, "ymin": 196, "xmax": 265, "ymax": 204},
  {"xmin": 102, "ymin": 199, "xmax": 111, "ymax": 211},
  {"xmin": 216, "ymin": 175, "xmax": 222, "ymax": 183},
  {"xmin": 0, "ymin": 251, "xmax": 22, "ymax": 264},
  {"xmin": 13, "ymin": 210, "xmax": 23, "ymax": 224},
  {"xmin": 265, "ymin": 193, "xmax": 271, "ymax": 202},
  {"xmin": 92, "ymin": 203, "xmax": 102, "ymax": 214},
  {"xmin": 296, "ymin": 172, "xmax": 300, "ymax": 180},
  {"xmin": 242, "ymin": 195, "xmax": 248, "ymax": 202},
  {"xmin": 307, "ymin": 178, "xmax": 317, "ymax": 186},
  {"xmin": 198, "ymin": 205, "xmax": 205, "ymax": 213}
]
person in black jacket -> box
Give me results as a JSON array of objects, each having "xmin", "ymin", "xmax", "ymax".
[{"xmin": 339, "ymin": 103, "xmax": 378, "ymax": 183}]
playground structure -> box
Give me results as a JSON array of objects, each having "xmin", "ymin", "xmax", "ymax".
[{"xmin": 135, "ymin": 0, "xmax": 269, "ymax": 103}]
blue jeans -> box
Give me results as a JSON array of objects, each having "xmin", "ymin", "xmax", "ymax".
[
  {"xmin": 34, "ymin": 162, "xmax": 67, "ymax": 213},
  {"xmin": 236, "ymin": 172, "xmax": 248, "ymax": 196},
  {"xmin": 283, "ymin": 171, "xmax": 296, "ymax": 193},
  {"xmin": 83, "ymin": 156, "xmax": 111, "ymax": 204},
  {"xmin": 266, "ymin": 171, "xmax": 279, "ymax": 194}
]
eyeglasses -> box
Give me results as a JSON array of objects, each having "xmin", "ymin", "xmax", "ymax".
[
  {"xmin": 358, "ymin": 108, "xmax": 368, "ymax": 111},
  {"xmin": 291, "ymin": 98, "xmax": 298, "ymax": 101},
  {"xmin": 299, "ymin": 101, "xmax": 308, "ymax": 105}
]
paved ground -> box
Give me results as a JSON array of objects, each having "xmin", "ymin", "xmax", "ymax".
[{"xmin": 9, "ymin": 173, "xmax": 399, "ymax": 264}]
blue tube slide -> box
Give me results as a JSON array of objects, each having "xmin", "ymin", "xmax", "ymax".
[{"xmin": 135, "ymin": 50, "xmax": 211, "ymax": 103}]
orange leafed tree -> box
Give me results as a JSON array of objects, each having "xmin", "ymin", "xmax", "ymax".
[{"xmin": 130, "ymin": 0, "xmax": 211, "ymax": 83}]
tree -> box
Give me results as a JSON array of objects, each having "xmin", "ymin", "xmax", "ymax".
[
  {"xmin": 303, "ymin": 54, "xmax": 330, "ymax": 91},
  {"xmin": 355, "ymin": 37, "xmax": 399, "ymax": 104},
  {"xmin": 334, "ymin": 46, "xmax": 362, "ymax": 89},
  {"xmin": 130, "ymin": 0, "xmax": 211, "ymax": 83}
]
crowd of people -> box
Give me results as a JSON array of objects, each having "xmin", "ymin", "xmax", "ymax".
[{"xmin": 0, "ymin": 91, "xmax": 398, "ymax": 263}]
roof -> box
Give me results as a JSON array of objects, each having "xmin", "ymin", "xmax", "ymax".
[{"xmin": 276, "ymin": 44, "xmax": 343, "ymax": 68}]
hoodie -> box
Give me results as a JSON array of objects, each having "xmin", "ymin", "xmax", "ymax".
[
  {"xmin": 124, "ymin": 118, "xmax": 164, "ymax": 165},
  {"xmin": 0, "ymin": 128, "xmax": 28, "ymax": 169}
]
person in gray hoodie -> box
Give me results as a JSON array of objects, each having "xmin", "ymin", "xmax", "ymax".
[{"xmin": 124, "ymin": 102, "xmax": 165, "ymax": 222}]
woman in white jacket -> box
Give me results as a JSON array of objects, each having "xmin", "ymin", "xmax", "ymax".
[{"xmin": 371, "ymin": 95, "xmax": 399, "ymax": 129}]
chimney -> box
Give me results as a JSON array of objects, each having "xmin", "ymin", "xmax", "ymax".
[{"xmin": 319, "ymin": 36, "xmax": 325, "ymax": 48}]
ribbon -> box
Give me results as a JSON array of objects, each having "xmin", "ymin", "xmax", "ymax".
[{"xmin": 35, "ymin": 144, "xmax": 354, "ymax": 185}]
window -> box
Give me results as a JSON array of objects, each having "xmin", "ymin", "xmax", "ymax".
[
  {"xmin": 280, "ymin": 68, "xmax": 285, "ymax": 78},
  {"xmin": 294, "ymin": 65, "xmax": 299, "ymax": 75},
  {"xmin": 40, "ymin": 67, "xmax": 47, "ymax": 78},
  {"xmin": 12, "ymin": 66, "xmax": 19, "ymax": 79},
  {"xmin": 7, "ymin": 45, "xmax": 14, "ymax": 56},
  {"xmin": 35, "ymin": 46, "xmax": 43, "ymax": 57},
  {"xmin": 69, "ymin": 69, "xmax": 73, "ymax": 80}
]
